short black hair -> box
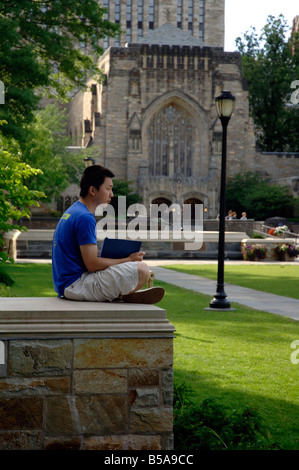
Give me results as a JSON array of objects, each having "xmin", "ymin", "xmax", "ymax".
[{"xmin": 80, "ymin": 165, "xmax": 115, "ymax": 197}]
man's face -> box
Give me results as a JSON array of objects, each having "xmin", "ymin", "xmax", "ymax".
[{"xmin": 96, "ymin": 177, "xmax": 114, "ymax": 206}]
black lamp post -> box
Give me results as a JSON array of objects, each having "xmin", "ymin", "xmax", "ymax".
[{"xmin": 209, "ymin": 90, "xmax": 235, "ymax": 310}]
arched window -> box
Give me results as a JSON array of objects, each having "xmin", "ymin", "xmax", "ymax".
[
  {"xmin": 148, "ymin": 104, "xmax": 193, "ymax": 177},
  {"xmin": 151, "ymin": 197, "xmax": 171, "ymax": 206}
]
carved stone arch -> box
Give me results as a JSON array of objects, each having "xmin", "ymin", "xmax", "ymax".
[
  {"xmin": 142, "ymin": 90, "xmax": 209, "ymax": 178},
  {"xmin": 182, "ymin": 192, "xmax": 206, "ymax": 221},
  {"xmin": 142, "ymin": 90, "xmax": 208, "ymax": 130},
  {"xmin": 182, "ymin": 191, "xmax": 206, "ymax": 206},
  {"xmin": 149, "ymin": 191, "xmax": 175, "ymax": 205}
]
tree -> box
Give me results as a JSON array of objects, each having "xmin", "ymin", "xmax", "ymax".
[
  {"xmin": 226, "ymin": 171, "xmax": 295, "ymax": 220},
  {"xmin": 0, "ymin": 0, "xmax": 120, "ymax": 141},
  {"xmin": 109, "ymin": 180, "xmax": 142, "ymax": 216},
  {"xmin": 21, "ymin": 103, "xmax": 101, "ymax": 201},
  {"xmin": 0, "ymin": 143, "xmax": 45, "ymax": 263},
  {"xmin": 236, "ymin": 15, "xmax": 299, "ymax": 152},
  {"xmin": 0, "ymin": 1, "xmax": 120, "ymax": 262}
]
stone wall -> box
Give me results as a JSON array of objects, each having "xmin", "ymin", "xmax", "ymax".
[{"xmin": 0, "ymin": 298, "xmax": 175, "ymax": 450}]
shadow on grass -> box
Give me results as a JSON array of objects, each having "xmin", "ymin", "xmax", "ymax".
[{"xmin": 173, "ymin": 366, "xmax": 299, "ymax": 450}]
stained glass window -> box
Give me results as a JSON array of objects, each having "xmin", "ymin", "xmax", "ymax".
[{"xmin": 148, "ymin": 105, "xmax": 193, "ymax": 177}]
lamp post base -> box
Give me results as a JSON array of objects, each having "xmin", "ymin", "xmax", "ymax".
[
  {"xmin": 205, "ymin": 290, "xmax": 236, "ymax": 311},
  {"xmin": 209, "ymin": 296, "xmax": 231, "ymax": 309},
  {"xmin": 205, "ymin": 306, "xmax": 236, "ymax": 311}
]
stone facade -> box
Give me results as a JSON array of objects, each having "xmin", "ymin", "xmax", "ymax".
[
  {"xmin": 0, "ymin": 298, "xmax": 175, "ymax": 450},
  {"xmin": 65, "ymin": 3, "xmax": 299, "ymax": 217}
]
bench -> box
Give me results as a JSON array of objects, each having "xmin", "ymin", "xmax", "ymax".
[{"xmin": 0, "ymin": 297, "xmax": 175, "ymax": 450}]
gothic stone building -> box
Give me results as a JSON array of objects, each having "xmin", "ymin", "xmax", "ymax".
[{"xmin": 65, "ymin": 2, "xmax": 299, "ymax": 217}]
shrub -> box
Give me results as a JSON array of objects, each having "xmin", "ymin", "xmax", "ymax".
[
  {"xmin": 0, "ymin": 284, "xmax": 14, "ymax": 297},
  {"xmin": 173, "ymin": 383, "xmax": 279, "ymax": 450},
  {"xmin": 0, "ymin": 270, "xmax": 15, "ymax": 287}
]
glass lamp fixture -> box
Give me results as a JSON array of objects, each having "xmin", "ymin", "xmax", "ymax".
[{"xmin": 215, "ymin": 91, "xmax": 236, "ymax": 118}]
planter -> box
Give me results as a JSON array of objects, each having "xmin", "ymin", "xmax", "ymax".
[
  {"xmin": 276, "ymin": 253, "xmax": 295, "ymax": 262},
  {"xmin": 242, "ymin": 255, "xmax": 266, "ymax": 262}
]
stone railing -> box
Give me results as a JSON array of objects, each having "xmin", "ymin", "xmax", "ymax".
[
  {"xmin": 0, "ymin": 298, "xmax": 175, "ymax": 450},
  {"xmin": 4, "ymin": 229, "xmax": 248, "ymax": 260}
]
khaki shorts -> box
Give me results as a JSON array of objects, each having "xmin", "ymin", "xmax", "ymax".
[{"xmin": 63, "ymin": 262, "xmax": 139, "ymax": 302}]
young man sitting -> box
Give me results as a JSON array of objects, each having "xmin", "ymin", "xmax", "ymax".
[{"xmin": 52, "ymin": 165, "xmax": 164, "ymax": 304}]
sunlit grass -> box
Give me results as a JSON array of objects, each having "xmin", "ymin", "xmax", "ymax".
[{"xmin": 163, "ymin": 263, "xmax": 299, "ymax": 299}]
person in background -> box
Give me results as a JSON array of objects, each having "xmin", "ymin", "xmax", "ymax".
[{"xmin": 240, "ymin": 212, "xmax": 247, "ymax": 220}]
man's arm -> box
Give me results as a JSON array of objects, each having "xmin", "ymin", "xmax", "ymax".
[{"xmin": 80, "ymin": 244, "xmax": 145, "ymax": 272}]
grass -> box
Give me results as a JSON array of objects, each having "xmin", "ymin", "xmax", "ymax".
[
  {"xmin": 0, "ymin": 263, "xmax": 55, "ymax": 297},
  {"xmin": 1, "ymin": 263, "xmax": 299, "ymax": 449},
  {"xmin": 157, "ymin": 281, "xmax": 299, "ymax": 450},
  {"xmin": 163, "ymin": 263, "xmax": 299, "ymax": 299}
]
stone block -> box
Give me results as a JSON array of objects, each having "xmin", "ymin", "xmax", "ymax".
[
  {"xmin": 45, "ymin": 396, "xmax": 79, "ymax": 436},
  {"xmin": 73, "ymin": 369, "xmax": 127, "ymax": 394},
  {"xmin": 130, "ymin": 408, "xmax": 173, "ymax": 433},
  {"xmin": 73, "ymin": 338, "xmax": 173, "ymax": 369},
  {"xmin": 129, "ymin": 368, "xmax": 160, "ymax": 387},
  {"xmin": 133, "ymin": 388, "xmax": 160, "ymax": 407},
  {"xmin": 9, "ymin": 340, "xmax": 72, "ymax": 376},
  {"xmin": 0, "ymin": 431, "xmax": 43, "ymax": 450},
  {"xmin": 0, "ymin": 376, "xmax": 69, "ymax": 397},
  {"xmin": 0, "ymin": 398, "xmax": 43, "ymax": 430},
  {"xmin": 82, "ymin": 434, "xmax": 161, "ymax": 451},
  {"xmin": 75, "ymin": 395, "xmax": 128, "ymax": 435},
  {"xmin": 44, "ymin": 437, "xmax": 81, "ymax": 450},
  {"xmin": 162, "ymin": 370, "xmax": 173, "ymax": 406}
]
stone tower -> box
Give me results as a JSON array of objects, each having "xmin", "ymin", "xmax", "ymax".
[{"xmin": 99, "ymin": 0, "xmax": 224, "ymax": 49}]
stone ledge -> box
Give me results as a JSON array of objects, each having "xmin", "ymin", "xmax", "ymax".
[{"xmin": 0, "ymin": 298, "xmax": 175, "ymax": 339}]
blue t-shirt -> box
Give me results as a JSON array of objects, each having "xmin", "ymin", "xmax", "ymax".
[{"xmin": 52, "ymin": 201, "xmax": 97, "ymax": 297}]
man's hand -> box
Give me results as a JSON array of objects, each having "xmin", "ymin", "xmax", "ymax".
[
  {"xmin": 80, "ymin": 244, "xmax": 145, "ymax": 272},
  {"xmin": 128, "ymin": 251, "xmax": 145, "ymax": 262}
]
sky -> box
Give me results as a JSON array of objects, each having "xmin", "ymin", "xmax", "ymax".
[{"xmin": 224, "ymin": 0, "xmax": 298, "ymax": 51}]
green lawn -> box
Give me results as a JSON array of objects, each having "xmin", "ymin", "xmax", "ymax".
[
  {"xmin": 1, "ymin": 263, "xmax": 299, "ymax": 449},
  {"xmin": 163, "ymin": 263, "xmax": 299, "ymax": 299},
  {"xmin": 1, "ymin": 263, "xmax": 55, "ymax": 297}
]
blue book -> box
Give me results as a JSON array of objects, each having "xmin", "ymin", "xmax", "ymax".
[{"xmin": 99, "ymin": 237, "xmax": 142, "ymax": 259}]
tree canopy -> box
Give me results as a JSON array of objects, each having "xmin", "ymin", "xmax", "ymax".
[
  {"xmin": 0, "ymin": 1, "xmax": 120, "ymax": 263},
  {"xmin": 236, "ymin": 15, "xmax": 299, "ymax": 152},
  {"xmin": 0, "ymin": 0, "xmax": 120, "ymax": 140},
  {"xmin": 226, "ymin": 171, "xmax": 295, "ymax": 220},
  {"xmin": 21, "ymin": 103, "xmax": 101, "ymax": 200},
  {"xmin": 0, "ymin": 142, "xmax": 45, "ymax": 262}
]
